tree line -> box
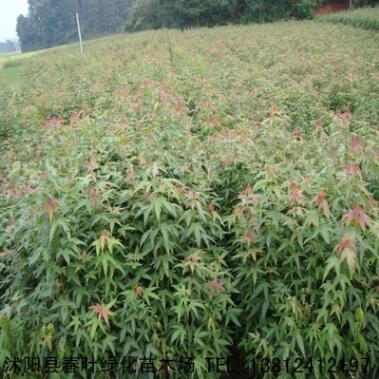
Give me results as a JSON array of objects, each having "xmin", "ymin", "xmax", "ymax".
[
  {"xmin": 17, "ymin": 0, "xmax": 378, "ymax": 52},
  {"xmin": 17, "ymin": 0, "xmax": 133, "ymax": 52},
  {"xmin": 126, "ymin": 0, "xmax": 379, "ymax": 31}
]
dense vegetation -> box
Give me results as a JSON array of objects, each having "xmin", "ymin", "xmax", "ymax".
[
  {"xmin": 17, "ymin": 1, "xmax": 379, "ymax": 51},
  {"xmin": 125, "ymin": 0, "xmax": 379, "ymax": 31},
  {"xmin": 17, "ymin": 0, "xmax": 133, "ymax": 52},
  {"xmin": 319, "ymin": 4, "xmax": 379, "ymax": 29},
  {"xmin": 1, "ymin": 15, "xmax": 379, "ymax": 378}
]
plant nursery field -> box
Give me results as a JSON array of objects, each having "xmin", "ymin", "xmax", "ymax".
[{"xmin": 0, "ymin": 15, "xmax": 379, "ymax": 379}]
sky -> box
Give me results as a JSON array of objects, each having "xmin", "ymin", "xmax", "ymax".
[{"xmin": 0, "ymin": 0, "xmax": 29, "ymax": 41}]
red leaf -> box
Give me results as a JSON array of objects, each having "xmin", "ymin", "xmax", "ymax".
[
  {"xmin": 288, "ymin": 181, "xmax": 302, "ymax": 203},
  {"xmin": 335, "ymin": 238, "xmax": 355, "ymax": 253},
  {"xmin": 44, "ymin": 116, "xmax": 62, "ymax": 129},
  {"xmin": 350, "ymin": 135, "xmax": 364, "ymax": 153},
  {"xmin": 344, "ymin": 164, "xmax": 362, "ymax": 178},
  {"xmin": 134, "ymin": 284, "xmax": 144, "ymax": 297},
  {"xmin": 42, "ymin": 198, "xmax": 59, "ymax": 219},
  {"xmin": 205, "ymin": 279, "xmax": 224, "ymax": 298},
  {"xmin": 314, "ymin": 191, "xmax": 331, "ymax": 217},
  {"xmin": 342, "ymin": 204, "xmax": 371, "ymax": 231},
  {"xmin": 89, "ymin": 304, "xmax": 111, "ymax": 326}
]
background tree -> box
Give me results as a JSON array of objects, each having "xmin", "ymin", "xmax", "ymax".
[{"xmin": 17, "ymin": 0, "xmax": 133, "ymax": 52}]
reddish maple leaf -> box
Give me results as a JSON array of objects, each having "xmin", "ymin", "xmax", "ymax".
[
  {"xmin": 89, "ymin": 304, "xmax": 111, "ymax": 326},
  {"xmin": 314, "ymin": 191, "xmax": 331, "ymax": 217},
  {"xmin": 238, "ymin": 185, "xmax": 254, "ymax": 202},
  {"xmin": 134, "ymin": 284, "xmax": 144, "ymax": 297},
  {"xmin": 106, "ymin": 206, "xmax": 124, "ymax": 215},
  {"xmin": 86, "ymin": 156, "xmax": 98, "ymax": 176},
  {"xmin": 350, "ymin": 135, "xmax": 364, "ymax": 153},
  {"xmin": 315, "ymin": 122, "xmax": 323, "ymax": 132},
  {"xmin": 70, "ymin": 111, "xmax": 80, "ymax": 125},
  {"xmin": 44, "ymin": 116, "xmax": 62, "ymax": 129},
  {"xmin": 335, "ymin": 238, "xmax": 355, "ymax": 253},
  {"xmin": 210, "ymin": 117, "xmax": 221, "ymax": 127},
  {"xmin": 242, "ymin": 229, "xmax": 257, "ymax": 245},
  {"xmin": 89, "ymin": 187, "xmax": 100, "ymax": 205},
  {"xmin": 232, "ymin": 207, "xmax": 242, "ymax": 218},
  {"xmin": 206, "ymin": 279, "xmax": 224, "ymax": 298},
  {"xmin": 315, "ymin": 191, "xmax": 326, "ymax": 205},
  {"xmin": 42, "ymin": 198, "xmax": 59, "ymax": 220},
  {"xmin": 344, "ymin": 164, "xmax": 362, "ymax": 178},
  {"xmin": 187, "ymin": 254, "xmax": 200, "ymax": 263},
  {"xmin": 289, "ymin": 181, "xmax": 302, "ymax": 203},
  {"xmin": 342, "ymin": 204, "xmax": 371, "ymax": 231},
  {"xmin": 185, "ymin": 252, "xmax": 201, "ymax": 273},
  {"xmin": 207, "ymin": 203, "xmax": 215, "ymax": 213},
  {"xmin": 238, "ymin": 187, "xmax": 260, "ymax": 206},
  {"xmin": 242, "ymin": 184, "xmax": 252, "ymax": 195},
  {"xmin": 269, "ymin": 104, "xmax": 279, "ymax": 116},
  {"xmin": 292, "ymin": 127, "xmax": 303, "ymax": 141},
  {"xmin": 185, "ymin": 190, "xmax": 201, "ymax": 201},
  {"xmin": 0, "ymin": 248, "xmax": 13, "ymax": 259},
  {"xmin": 336, "ymin": 108, "xmax": 352, "ymax": 127},
  {"xmin": 335, "ymin": 237, "xmax": 358, "ymax": 273},
  {"xmin": 98, "ymin": 230, "xmax": 111, "ymax": 251}
]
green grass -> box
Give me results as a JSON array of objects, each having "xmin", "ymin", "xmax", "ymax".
[
  {"xmin": 0, "ymin": 66, "xmax": 22, "ymax": 85},
  {"xmin": 0, "ymin": 51, "xmax": 38, "ymax": 85},
  {"xmin": 318, "ymin": 5, "xmax": 379, "ymax": 30},
  {"xmin": 0, "ymin": 51, "xmax": 34, "ymax": 69},
  {"xmin": 0, "ymin": 48, "xmax": 65, "ymax": 85}
]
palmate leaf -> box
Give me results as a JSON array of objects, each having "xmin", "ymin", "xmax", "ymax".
[
  {"xmin": 56, "ymin": 248, "xmax": 77, "ymax": 264},
  {"xmin": 225, "ymin": 309, "xmax": 241, "ymax": 327},
  {"xmin": 95, "ymin": 252, "xmax": 123, "ymax": 276},
  {"xmin": 91, "ymin": 230, "xmax": 124, "ymax": 255},
  {"xmin": 159, "ymin": 223, "xmax": 181, "ymax": 254},
  {"xmin": 323, "ymin": 256, "xmax": 341, "ymax": 280},
  {"xmin": 49, "ymin": 217, "xmax": 71, "ymax": 243},
  {"xmin": 134, "ymin": 203, "xmax": 153, "ymax": 225},
  {"xmin": 186, "ymin": 222, "xmax": 214, "ymax": 247},
  {"xmin": 89, "ymin": 300, "xmax": 116, "ymax": 327},
  {"xmin": 170, "ymin": 325, "xmax": 186, "ymax": 344},
  {"xmin": 295, "ymin": 332, "xmax": 306, "ymax": 358},
  {"xmin": 154, "ymin": 196, "xmax": 165, "ymax": 222},
  {"xmin": 153, "ymin": 196, "xmax": 180, "ymax": 222},
  {"xmin": 339, "ymin": 247, "xmax": 358, "ymax": 276}
]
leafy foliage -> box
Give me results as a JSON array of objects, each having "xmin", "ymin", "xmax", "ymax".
[
  {"xmin": 126, "ymin": 0, "xmax": 321, "ymax": 31},
  {"xmin": 1, "ymin": 17, "xmax": 379, "ymax": 378}
]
